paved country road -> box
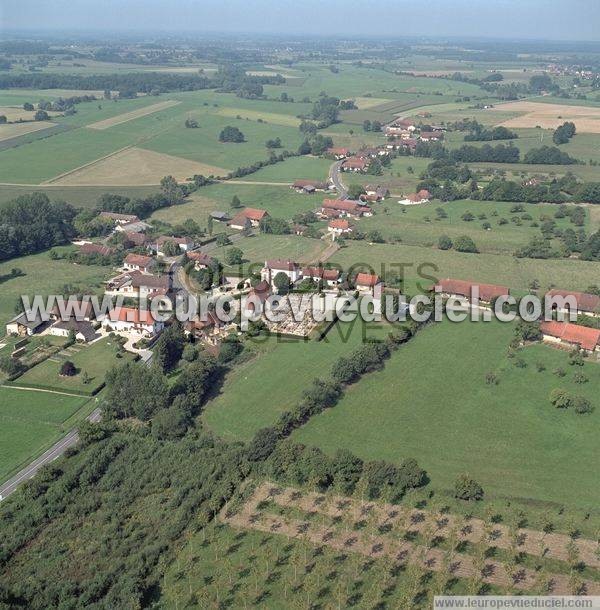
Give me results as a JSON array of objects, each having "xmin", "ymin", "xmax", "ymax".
[
  {"xmin": 0, "ymin": 406, "xmax": 102, "ymax": 502},
  {"xmin": 329, "ymin": 160, "xmax": 347, "ymax": 198}
]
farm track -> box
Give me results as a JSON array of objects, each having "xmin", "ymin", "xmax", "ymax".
[{"xmin": 221, "ymin": 483, "xmax": 600, "ymax": 595}]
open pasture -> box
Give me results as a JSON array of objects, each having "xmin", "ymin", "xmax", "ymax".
[
  {"xmin": 330, "ymin": 240, "xmax": 600, "ymax": 295},
  {"xmin": 0, "ymin": 247, "xmax": 109, "ymax": 329},
  {"xmin": 203, "ymin": 320, "xmax": 390, "ymax": 440},
  {"xmin": 356, "ymin": 198, "xmax": 586, "ymax": 255},
  {"xmin": 9, "ymin": 337, "xmax": 133, "ymax": 396},
  {"xmin": 293, "ymin": 320, "xmax": 600, "ymax": 507},
  {"xmin": 85, "ymin": 99, "xmax": 181, "ymax": 130},
  {"xmin": 0, "ymin": 387, "xmax": 91, "ymax": 481}
]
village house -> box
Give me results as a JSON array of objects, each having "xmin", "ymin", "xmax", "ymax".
[
  {"xmin": 355, "ymin": 273, "xmax": 384, "ymax": 300},
  {"xmin": 399, "ymin": 189, "xmax": 432, "ymax": 205},
  {"xmin": 261, "ymin": 259, "xmax": 302, "ymax": 288},
  {"xmin": 326, "ymin": 147, "xmax": 351, "ymax": 159},
  {"xmin": 187, "ymin": 251, "xmax": 216, "ymax": 270},
  {"xmin": 292, "ymin": 179, "xmax": 330, "ymax": 193},
  {"xmin": 365, "ymin": 185, "xmax": 389, "ymax": 199},
  {"xmin": 229, "ymin": 207, "xmax": 269, "ymax": 230},
  {"xmin": 328, "ymin": 218, "xmax": 353, "ymax": 237},
  {"xmin": 99, "ymin": 211, "xmax": 139, "ymax": 225},
  {"xmin": 49, "ymin": 319, "xmax": 97, "ymax": 343},
  {"xmin": 123, "ymin": 253, "xmax": 155, "ymax": 274},
  {"xmin": 5, "ymin": 311, "xmax": 46, "ymax": 336},
  {"xmin": 292, "ymin": 224, "xmax": 307, "ymax": 236},
  {"xmin": 115, "ymin": 220, "xmax": 151, "ymax": 234},
  {"xmin": 432, "ymin": 278, "xmax": 509, "ymax": 305},
  {"xmin": 210, "ymin": 211, "xmax": 230, "ymax": 223},
  {"xmin": 123, "ymin": 231, "xmax": 149, "ymax": 248},
  {"xmin": 106, "ymin": 270, "xmax": 171, "ymax": 300},
  {"xmin": 102, "ymin": 307, "xmax": 165, "ymax": 337},
  {"xmin": 78, "ymin": 243, "xmax": 115, "ymax": 257},
  {"xmin": 341, "ymin": 157, "xmax": 368, "ymax": 173},
  {"xmin": 50, "ymin": 297, "xmax": 95, "ymax": 322},
  {"xmin": 321, "ymin": 199, "xmax": 372, "ymax": 219},
  {"xmin": 540, "ymin": 321, "xmax": 600, "ymax": 354},
  {"xmin": 185, "ymin": 311, "xmax": 225, "ymax": 343},
  {"xmin": 419, "ymin": 131, "xmax": 444, "ymax": 142},
  {"xmin": 153, "ymin": 235, "xmax": 195, "ymax": 256},
  {"xmin": 302, "ymin": 266, "xmax": 341, "ymax": 287},
  {"xmin": 243, "ymin": 280, "xmax": 272, "ymax": 316},
  {"xmin": 384, "ymin": 119, "xmax": 416, "ymax": 136},
  {"xmin": 545, "ymin": 289, "xmax": 600, "ymax": 318}
]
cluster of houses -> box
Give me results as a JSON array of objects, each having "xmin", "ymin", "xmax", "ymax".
[
  {"xmin": 325, "ymin": 146, "xmax": 391, "ymax": 174},
  {"xmin": 383, "ymin": 118, "xmax": 445, "ymax": 152},
  {"xmin": 259, "ymin": 259, "xmax": 384, "ymax": 297},
  {"xmin": 432, "ymin": 279, "xmax": 600, "ymax": 354}
]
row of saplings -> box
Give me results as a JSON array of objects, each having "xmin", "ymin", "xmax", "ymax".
[{"xmin": 246, "ymin": 317, "xmax": 485, "ymax": 503}]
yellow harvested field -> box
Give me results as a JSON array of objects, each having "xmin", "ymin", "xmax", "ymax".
[
  {"xmin": 0, "ymin": 121, "xmax": 57, "ymax": 142},
  {"xmin": 86, "ymin": 100, "xmax": 181, "ymax": 130},
  {"xmin": 214, "ymin": 107, "xmax": 301, "ymax": 126},
  {"xmin": 493, "ymin": 101, "xmax": 600, "ymax": 133},
  {"xmin": 352, "ymin": 96, "xmax": 393, "ymax": 109},
  {"xmin": 49, "ymin": 147, "xmax": 228, "ymax": 186}
]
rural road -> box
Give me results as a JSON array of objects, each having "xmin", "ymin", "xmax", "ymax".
[
  {"xmin": 0, "ymin": 406, "xmax": 102, "ymax": 502},
  {"xmin": 329, "ymin": 160, "xmax": 347, "ymax": 198}
]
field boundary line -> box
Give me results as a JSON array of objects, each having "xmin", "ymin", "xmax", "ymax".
[
  {"xmin": 40, "ymin": 144, "xmax": 136, "ymax": 185},
  {"xmin": 1, "ymin": 385, "xmax": 88, "ymax": 398}
]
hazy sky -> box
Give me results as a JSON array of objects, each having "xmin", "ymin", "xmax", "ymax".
[{"xmin": 1, "ymin": 0, "xmax": 599, "ymax": 41}]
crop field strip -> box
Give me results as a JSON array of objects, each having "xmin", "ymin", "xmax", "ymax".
[
  {"xmin": 85, "ymin": 99, "xmax": 181, "ymax": 130},
  {"xmin": 223, "ymin": 483, "xmax": 600, "ymax": 595}
]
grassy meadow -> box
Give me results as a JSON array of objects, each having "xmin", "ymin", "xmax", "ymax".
[
  {"xmin": 292, "ymin": 319, "xmax": 600, "ymax": 508},
  {"xmin": 203, "ymin": 320, "xmax": 390, "ymax": 440},
  {"xmin": 0, "ymin": 387, "xmax": 92, "ymax": 480}
]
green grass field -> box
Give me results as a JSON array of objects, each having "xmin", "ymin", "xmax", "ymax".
[
  {"xmin": 10, "ymin": 337, "xmax": 131, "ymax": 395},
  {"xmin": 212, "ymin": 233, "xmax": 329, "ymax": 269},
  {"xmin": 329, "ymin": 240, "xmax": 600, "ymax": 294},
  {"xmin": 0, "ymin": 247, "xmax": 109, "ymax": 329},
  {"xmin": 203, "ymin": 320, "xmax": 390, "ymax": 440},
  {"xmin": 357, "ymin": 198, "xmax": 586, "ymax": 255},
  {"xmin": 0, "ymin": 387, "xmax": 91, "ymax": 480},
  {"xmin": 292, "ymin": 320, "xmax": 600, "ymax": 508},
  {"xmin": 0, "ymin": 184, "xmax": 158, "ymax": 209},
  {"xmin": 236, "ymin": 155, "xmax": 332, "ymax": 183},
  {"xmin": 152, "ymin": 183, "xmax": 323, "ymax": 225}
]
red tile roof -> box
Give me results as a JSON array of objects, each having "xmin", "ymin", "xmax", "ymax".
[
  {"xmin": 327, "ymin": 147, "xmax": 350, "ymax": 156},
  {"xmin": 546, "ymin": 289, "xmax": 600, "ymax": 314},
  {"xmin": 78, "ymin": 243, "xmax": 115, "ymax": 257},
  {"xmin": 356, "ymin": 273, "xmax": 381, "ymax": 287},
  {"xmin": 303, "ymin": 267, "xmax": 340, "ymax": 282},
  {"xmin": 187, "ymin": 252, "xmax": 215, "ymax": 266},
  {"xmin": 540, "ymin": 321, "xmax": 600, "ymax": 351},
  {"xmin": 342, "ymin": 157, "xmax": 368, "ymax": 170},
  {"xmin": 328, "ymin": 219, "xmax": 350, "ymax": 230},
  {"xmin": 124, "ymin": 232, "xmax": 148, "ymax": 246},
  {"xmin": 124, "ymin": 253, "xmax": 154, "ymax": 268},
  {"xmin": 243, "ymin": 207, "xmax": 268, "ymax": 221},
  {"xmin": 107, "ymin": 307, "xmax": 160, "ymax": 325},
  {"xmin": 265, "ymin": 259, "xmax": 299, "ymax": 271},
  {"xmin": 322, "ymin": 199, "xmax": 360, "ymax": 213},
  {"xmin": 434, "ymin": 279, "xmax": 509, "ymax": 302}
]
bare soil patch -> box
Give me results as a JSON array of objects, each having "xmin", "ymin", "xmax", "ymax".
[
  {"xmin": 86, "ymin": 100, "xmax": 180, "ymax": 130},
  {"xmin": 49, "ymin": 146, "xmax": 228, "ymax": 186},
  {"xmin": 492, "ymin": 101, "xmax": 600, "ymax": 133}
]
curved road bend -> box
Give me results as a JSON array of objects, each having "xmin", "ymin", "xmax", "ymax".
[{"xmin": 329, "ymin": 160, "xmax": 348, "ymax": 198}]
